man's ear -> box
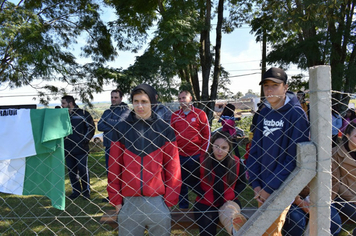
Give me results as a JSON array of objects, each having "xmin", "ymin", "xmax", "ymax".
[{"xmin": 284, "ymin": 84, "xmax": 289, "ymax": 92}]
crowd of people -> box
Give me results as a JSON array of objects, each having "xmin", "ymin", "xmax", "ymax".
[{"xmin": 58, "ymin": 67, "xmax": 356, "ymax": 236}]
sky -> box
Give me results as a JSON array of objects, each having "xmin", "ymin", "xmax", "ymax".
[{"xmin": 0, "ymin": 8, "xmax": 306, "ymax": 106}]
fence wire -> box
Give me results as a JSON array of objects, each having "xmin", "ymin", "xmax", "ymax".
[{"xmin": 1, "ymin": 90, "xmax": 356, "ymax": 236}]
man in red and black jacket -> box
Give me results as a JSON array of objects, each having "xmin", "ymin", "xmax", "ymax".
[
  {"xmin": 170, "ymin": 90, "xmax": 210, "ymax": 209},
  {"xmin": 107, "ymin": 84, "xmax": 182, "ymax": 236}
]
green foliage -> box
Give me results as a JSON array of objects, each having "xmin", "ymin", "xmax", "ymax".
[
  {"xmin": 234, "ymin": 91, "xmax": 244, "ymax": 99},
  {"xmin": 105, "ymin": 0, "xmax": 253, "ymax": 110},
  {"xmin": 0, "ymin": 0, "xmax": 116, "ymax": 105},
  {"xmin": 236, "ymin": 115, "xmax": 253, "ymax": 133},
  {"xmin": 250, "ymin": 0, "xmax": 356, "ymax": 96},
  {"xmin": 288, "ymin": 74, "xmax": 309, "ymax": 92}
]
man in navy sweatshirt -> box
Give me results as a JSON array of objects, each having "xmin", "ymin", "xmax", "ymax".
[{"xmin": 246, "ymin": 67, "xmax": 310, "ymax": 235}]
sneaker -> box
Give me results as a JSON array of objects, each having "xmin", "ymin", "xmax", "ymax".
[
  {"xmin": 232, "ymin": 213, "xmax": 247, "ymax": 232},
  {"xmin": 68, "ymin": 193, "xmax": 80, "ymax": 200}
]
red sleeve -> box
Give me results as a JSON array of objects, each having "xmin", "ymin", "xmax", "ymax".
[
  {"xmin": 199, "ymin": 111, "xmax": 210, "ymax": 153},
  {"xmin": 170, "ymin": 112, "xmax": 178, "ymax": 136},
  {"xmin": 162, "ymin": 140, "xmax": 182, "ymax": 207},
  {"xmin": 107, "ymin": 141, "xmax": 124, "ymax": 206}
]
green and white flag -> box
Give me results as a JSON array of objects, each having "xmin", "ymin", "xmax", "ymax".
[{"xmin": 0, "ymin": 108, "xmax": 72, "ymax": 210}]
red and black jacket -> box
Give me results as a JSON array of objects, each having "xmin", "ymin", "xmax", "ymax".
[
  {"xmin": 107, "ymin": 111, "xmax": 182, "ymax": 207},
  {"xmin": 195, "ymin": 154, "xmax": 246, "ymax": 207}
]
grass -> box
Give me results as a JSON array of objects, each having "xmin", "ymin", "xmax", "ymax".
[
  {"xmin": 2, "ymin": 142, "xmax": 353, "ymax": 235},
  {"xmin": 0, "ymin": 145, "xmax": 116, "ymax": 236},
  {"xmin": 0, "ymin": 140, "xmax": 256, "ymax": 235}
]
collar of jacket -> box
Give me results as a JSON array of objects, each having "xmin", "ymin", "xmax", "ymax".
[
  {"xmin": 110, "ymin": 102, "xmax": 128, "ymax": 110},
  {"xmin": 126, "ymin": 110, "xmax": 157, "ymax": 124},
  {"xmin": 178, "ymin": 105, "xmax": 196, "ymax": 116}
]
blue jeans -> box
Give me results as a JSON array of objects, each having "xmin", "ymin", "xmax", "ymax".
[
  {"xmin": 282, "ymin": 203, "xmax": 341, "ymax": 236},
  {"xmin": 334, "ymin": 197, "xmax": 356, "ymax": 235},
  {"xmin": 179, "ymin": 154, "xmax": 200, "ymax": 209},
  {"xmin": 334, "ymin": 197, "xmax": 356, "ymax": 222}
]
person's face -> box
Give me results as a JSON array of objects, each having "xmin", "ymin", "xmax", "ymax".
[
  {"xmin": 262, "ymin": 80, "xmax": 288, "ymax": 109},
  {"xmin": 297, "ymin": 93, "xmax": 304, "ymax": 102},
  {"xmin": 212, "ymin": 138, "xmax": 230, "ymax": 161},
  {"xmin": 111, "ymin": 92, "xmax": 122, "ymax": 106},
  {"xmin": 178, "ymin": 92, "xmax": 192, "ymax": 109},
  {"xmin": 347, "ymin": 128, "xmax": 356, "ymax": 151},
  {"xmin": 61, "ymin": 99, "xmax": 70, "ymax": 108},
  {"xmin": 133, "ymin": 93, "xmax": 152, "ymax": 119}
]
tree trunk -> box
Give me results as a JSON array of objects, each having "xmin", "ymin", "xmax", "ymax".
[
  {"xmin": 199, "ymin": 0, "xmax": 211, "ymax": 103},
  {"xmin": 206, "ymin": 0, "xmax": 224, "ymax": 124}
]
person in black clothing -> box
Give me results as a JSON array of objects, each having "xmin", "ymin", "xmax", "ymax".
[
  {"xmin": 61, "ymin": 95, "xmax": 95, "ymax": 200},
  {"xmin": 250, "ymin": 102, "xmax": 265, "ymax": 134}
]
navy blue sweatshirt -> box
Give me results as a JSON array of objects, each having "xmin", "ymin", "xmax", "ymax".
[
  {"xmin": 64, "ymin": 108, "xmax": 95, "ymax": 155},
  {"xmin": 247, "ymin": 91, "xmax": 310, "ymax": 194}
]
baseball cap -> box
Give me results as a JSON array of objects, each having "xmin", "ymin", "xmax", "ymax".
[{"xmin": 259, "ymin": 67, "xmax": 288, "ymax": 85}]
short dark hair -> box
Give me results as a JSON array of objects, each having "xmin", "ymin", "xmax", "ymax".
[
  {"xmin": 61, "ymin": 95, "xmax": 75, "ymax": 105},
  {"xmin": 111, "ymin": 89, "xmax": 123, "ymax": 98},
  {"xmin": 297, "ymin": 91, "xmax": 305, "ymax": 97},
  {"xmin": 179, "ymin": 90, "xmax": 192, "ymax": 97},
  {"xmin": 343, "ymin": 121, "xmax": 356, "ymax": 143}
]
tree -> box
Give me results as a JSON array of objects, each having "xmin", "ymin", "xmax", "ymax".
[
  {"xmin": 0, "ymin": 0, "xmax": 116, "ymax": 104},
  {"xmin": 246, "ymin": 89, "xmax": 259, "ymax": 96},
  {"xmin": 105, "ymin": 0, "xmax": 252, "ymax": 121},
  {"xmin": 234, "ymin": 91, "xmax": 244, "ymax": 99},
  {"xmin": 288, "ymin": 74, "xmax": 309, "ymax": 92},
  {"xmin": 250, "ymin": 0, "xmax": 356, "ymax": 109}
]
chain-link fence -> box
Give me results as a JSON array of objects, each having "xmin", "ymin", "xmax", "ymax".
[{"xmin": 1, "ymin": 66, "xmax": 355, "ymax": 235}]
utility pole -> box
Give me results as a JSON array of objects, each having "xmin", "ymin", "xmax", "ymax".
[{"xmin": 261, "ymin": 28, "xmax": 267, "ymax": 98}]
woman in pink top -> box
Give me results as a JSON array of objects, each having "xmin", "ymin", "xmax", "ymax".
[{"xmin": 218, "ymin": 104, "xmax": 240, "ymax": 157}]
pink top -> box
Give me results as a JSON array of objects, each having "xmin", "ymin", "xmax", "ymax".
[
  {"xmin": 221, "ymin": 119, "xmax": 236, "ymax": 137},
  {"xmin": 341, "ymin": 117, "xmax": 356, "ymax": 133}
]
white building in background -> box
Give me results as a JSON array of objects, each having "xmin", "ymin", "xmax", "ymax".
[{"xmin": 214, "ymin": 93, "xmax": 260, "ymax": 113}]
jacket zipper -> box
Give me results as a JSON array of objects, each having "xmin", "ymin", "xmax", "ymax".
[{"xmin": 140, "ymin": 123, "xmax": 144, "ymax": 196}]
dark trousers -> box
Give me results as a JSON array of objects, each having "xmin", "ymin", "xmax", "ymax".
[
  {"xmin": 282, "ymin": 203, "xmax": 341, "ymax": 236},
  {"xmin": 179, "ymin": 154, "xmax": 200, "ymax": 209},
  {"xmin": 231, "ymin": 138, "xmax": 240, "ymax": 157},
  {"xmin": 66, "ymin": 153, "xmax": 90, "ymax": 195},
  {"xmin": 194, "ymin": 202, "xmax": 219, "ymax": 236},
  {"xmin": 334, "ymin": 197, "xmax": 356, "ymax": 225},
  {"xmin": 334, "ymin": 197, "xmax": 356, "ymax": 223},
  {"xmin": 105, "ymin": 146, "xmax": 110, "ymax": 173}
]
